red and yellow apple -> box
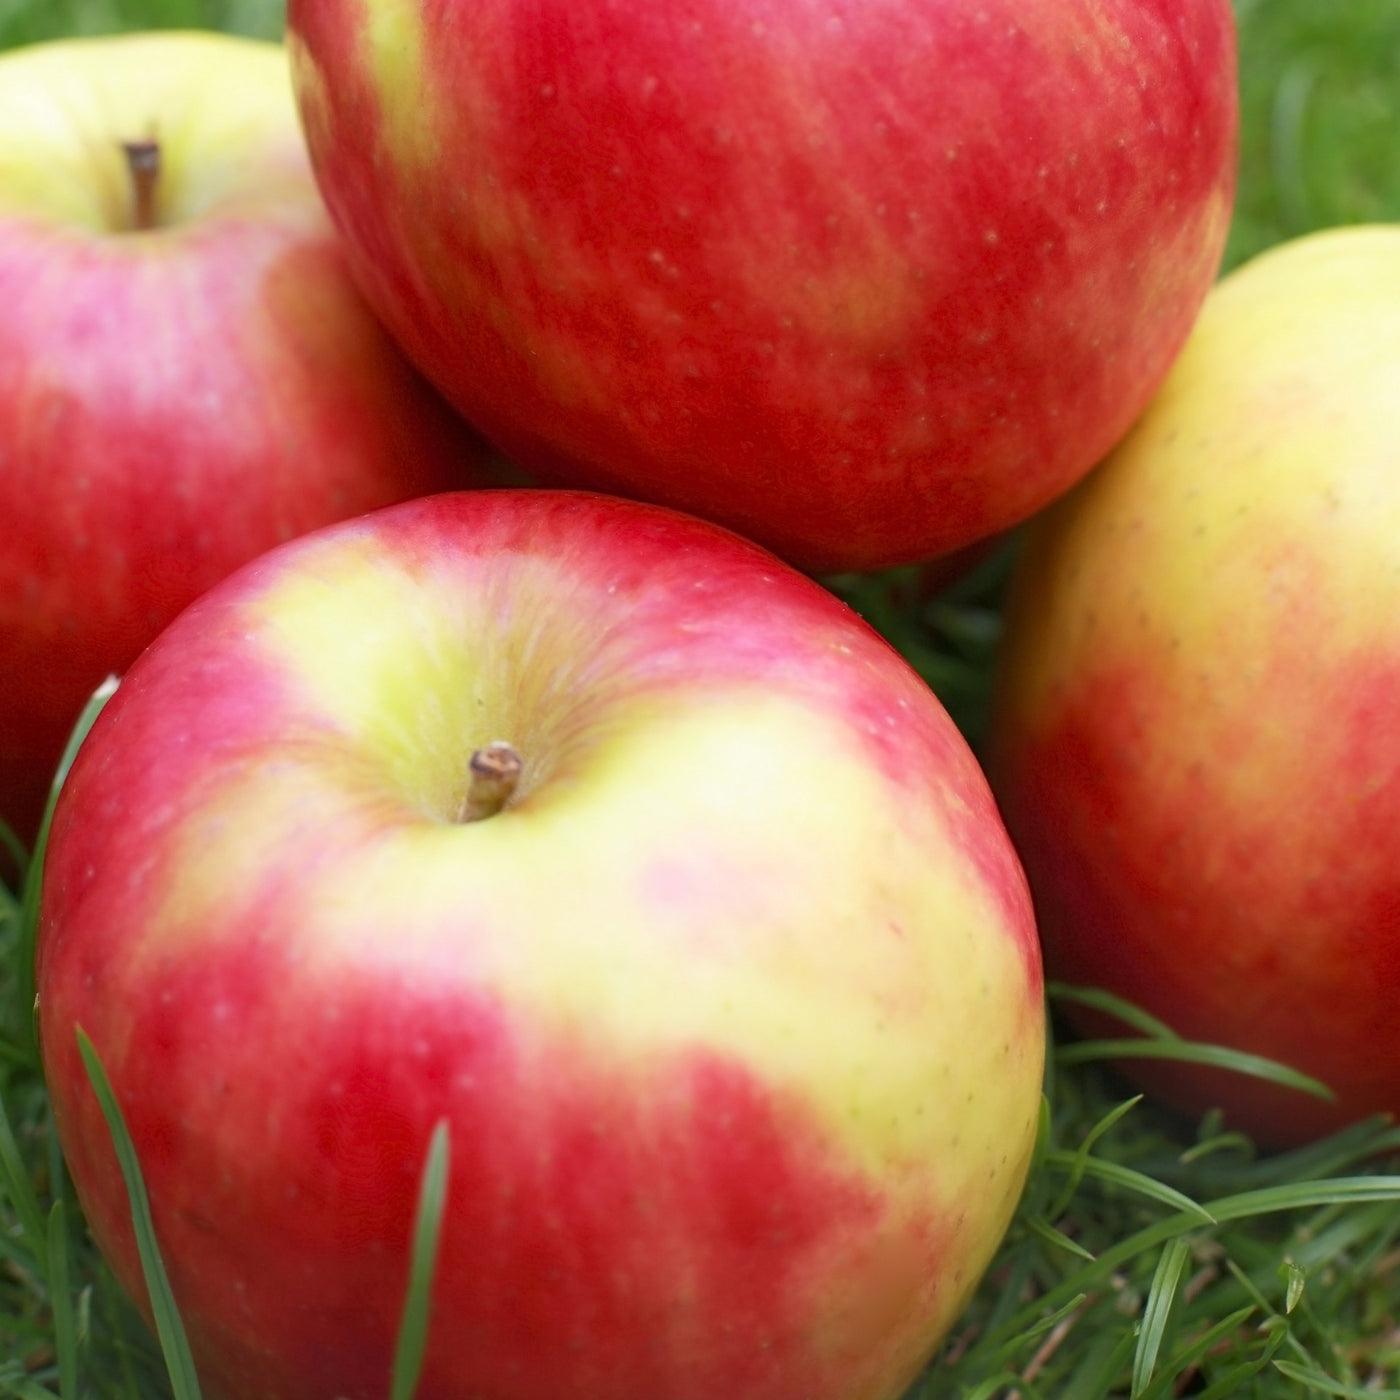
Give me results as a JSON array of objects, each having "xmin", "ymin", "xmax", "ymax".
[
  {"xmin": 987, "ymin": 225, "xmax": 1400, "ymax": 1149},
  {"xmin": 285, "ymin": 0, "xmax": 1238, "ymax": 573},
  {"xmin": 0, "ymin": 31, "xmax": 496, "ymax": 852},
  {"xmin": 38, "ymin": 489, "xmax": 1044, "ymax": 1400}
]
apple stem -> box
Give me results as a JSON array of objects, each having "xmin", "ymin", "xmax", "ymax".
[
  {"xmin": 121, "ymin": 138, "xmax": 161, "ymax": 232},
  {"xmin": 458, "ymin": 741, "xmax": 523, "ymax": 822}
]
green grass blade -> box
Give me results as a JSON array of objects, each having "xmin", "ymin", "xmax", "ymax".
[
  {"xmin": 1223, "ymin": 1253, "xmax": 1278, "ymax": 1317},
  {"xmin": 1023, "ymin": 1212, "xmax": 1097, "ymax": 1263},
  {"xmin": 1211, "ymin": 1177, "xmax": 1400, "ymax": 1219},
  {"xmin": 1177, "ymin": 1127, "xmax": 1258, "ymax": 1165},
  {"xmin": 1131, "ymin": 1236, "xmax": 1191, "ymax": 1397},
  {"xmin": 76, "ymin": 1026, "xmax": 202, "ymax": 1400},
  {"xmin": 1049, "ymin": 982, "xmax": 1182, "ymax": 1040},
  {"xmin": 1042, "ymin": 1150, "xmax": 1216, "ymax": 1223},
  {"xmin": 390, "ymin": 1119, "xmax": 451, "ymax": 1400},
  {"xmin": 1272, "ymin": 1359, "xmax": 1400, "ymax": 1398},
  {"xmin": 16, "ymin": 677, "xmax": 118, "ymax": 1058},
  {"xmin": 1055, "ymin": 1037, "xmax": 1334, "ymax": 1100},
  {"xmin": 1044, "ymin": 1094, "xmax": 1144, "ymax": 1220},
  {"xmin": 46, "ymin": 1200, "xmax": 79, "ymax": 1399}
]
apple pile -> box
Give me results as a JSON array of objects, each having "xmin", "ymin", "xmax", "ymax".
[{"xmin": 6, "ymin": 1, "xmax": 1251, "ymax": 1398}]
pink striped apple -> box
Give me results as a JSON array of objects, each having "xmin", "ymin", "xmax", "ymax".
[
  {"xmin": 285, "ymin": 0, "xmax": 1238, "ymax": 573},
  {"xmin": 37, "ymin": 490, "xmax": 1044, "ymax": 1400},
  {"xmin": 987, "ymin": 226, "xmax": 1400, "ymax": 1149},
  {"xmin": 0, "ymin": 31, "xmax": 496, "ymax": 854}
]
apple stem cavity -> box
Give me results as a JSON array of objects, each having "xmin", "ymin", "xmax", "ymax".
[
  {"xmin": 458, "ymin": 741, "xmax": 523, "ymax": 823},
  {"xmin": 121, "ymin": 138, "xmax": 161, "ymax": 232}
]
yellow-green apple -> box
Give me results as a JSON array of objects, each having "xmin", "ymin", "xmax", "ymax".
[
  {"xmin": 37, "ymin": 489, "xmax": 1045, "ymax": 1400},
  {"xmin": 284, "ymin": 0, "xmax": 1239, "ymax": 575},
  {"xmin": 0, "ymin": 30, "xmax": 497, "ymax": 855},
  {"xmin": 987, "ymin": 225, "xmax": 1400, "ymax": 1149}
]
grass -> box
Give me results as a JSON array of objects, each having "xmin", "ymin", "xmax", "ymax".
[
  {"xmin": 4, "ymin": 0, "xmax": 1400, "ymax": 1396},
  {"xmin": 0, "ymin": 0, "xmax": 282, "ymax": 43}
]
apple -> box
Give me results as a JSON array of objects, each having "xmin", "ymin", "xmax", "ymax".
[
  {"xmin": 37, "ymin": 489, "xmax": 1045, "ymax": 1400},
  {"xmin": 284, "ymin": 0, "xmax": 1239, "ymax": 575},
  {"xmin": 986, "ymin": 225, "xmax": 1400, "ymax": 1149},
  {"xmin": 0, "ymin": 30, "xmax": 498, "ymax": 856}
]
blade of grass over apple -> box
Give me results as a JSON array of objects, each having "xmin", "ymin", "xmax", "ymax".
[
  {"xmin": 1049, "ymin": 982, "xmax": 1335, "ymax": 1101},
  {"xmin": 76, "ymin": 1027, "xmax": 203, "ymax": 1400},
  {"xmin": 15, "ymin": 678, "xmax": 118, "ymax": 1061},
  {"xmin": 391, "ymin": 1119, "xmax": 451, "ymax": 1400},
  {"xmin": 1055, "ymin": 1039, "xmax": 1335, "ymax": 1101},
  {"xmin": 1050, "ymin": 982, "xmax": 1184, "ymax": 1040}
]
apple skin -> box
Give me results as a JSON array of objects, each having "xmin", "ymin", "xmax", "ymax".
[
  {"xmin": 284, "ymin": 0, "xmax": 1238, "ymax": 574},
  {"xmin": 37, "ymin": 489, "xmax": 1044, "ymax": 1400},
  {"xmin": 986, "ymin": 226, "xmax": 1400, "ymax": 1149},
  {"xmin": 0, "ymin": 31, "xmax": 498, "ymax": 852}
]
